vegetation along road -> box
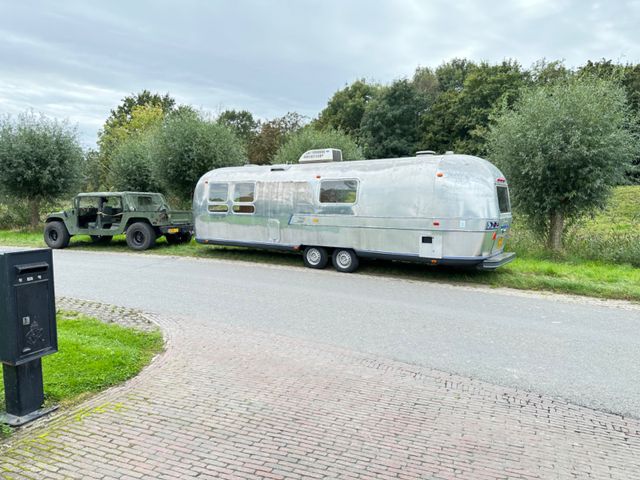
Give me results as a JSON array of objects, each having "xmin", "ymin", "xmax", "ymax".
[{"xmin": 51, "ymin": 249, "xmax": 640, "ymax": 419}]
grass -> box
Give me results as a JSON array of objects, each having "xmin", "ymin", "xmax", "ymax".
[{"xmin": 0, "ymin": 311, "xmax": 163, "ymax": 437}]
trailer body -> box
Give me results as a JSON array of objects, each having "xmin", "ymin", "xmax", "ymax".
[{"xmin": 193, "ymin": 151, "xmax": 515, "ymax": 271}]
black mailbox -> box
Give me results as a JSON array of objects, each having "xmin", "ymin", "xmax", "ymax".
[
  {"xmin": 1, "ymin": 248, "xmax": 58, "ymax": 426},
  {"xmin": 0, "ymin": 248, "xmax": 57, "ymax": 365}
]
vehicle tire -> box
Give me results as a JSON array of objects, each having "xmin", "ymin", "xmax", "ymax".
[
  {"xmin": 332, "ymin": 248, "xmax": 359, "ymax": 273},
  {"xmin": 303, "ymin": 246, "xmax": 329, "ymax": 269},
  {"xmin": 126, "ymin": 222, "xmax": 156, "ymax": 251},
  {"xmin": 179, "ymin": 232, "xmax": 193, "ymax": 244},
  {"xmin": 91, "ymin": 235, "xmax": 112, "ymax": 244},
  {"xmin": 44, "ymin": 221, "xmax": 71, "ymax": 249}
]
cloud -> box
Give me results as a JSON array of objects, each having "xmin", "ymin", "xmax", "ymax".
[{"xmin": 0, "ymin": 0, "xmax": 638, "ymax": 147}]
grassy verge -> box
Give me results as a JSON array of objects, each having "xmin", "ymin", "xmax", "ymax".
[
  {"xmin": 1, "ymin": 229, "xmax": 638, "ymax": 303},
  {"xmin": 1, "ymin": 311, "xmax": 163, "ymax": 437}
]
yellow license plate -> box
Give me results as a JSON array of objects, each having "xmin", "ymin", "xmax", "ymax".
[
  {"xmin": 498, "ymin": 237, "xmax": 504, "ymax": 248},
  {"xmin": 168, "ymin": 228, "xmax": 179, "ymax": 234}
]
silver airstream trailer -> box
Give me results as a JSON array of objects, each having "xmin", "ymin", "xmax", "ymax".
[{"xmin": 193, "ymin": 149, "xmax": 515, "ymax": 272}]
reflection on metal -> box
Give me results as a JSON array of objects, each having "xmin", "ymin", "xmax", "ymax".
[{"xmin": 193, "ymin": 153, "xmax": 514, "ymax": 269}]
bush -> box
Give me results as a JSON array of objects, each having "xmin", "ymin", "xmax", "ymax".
[
  {"xmin": 154, "ymin": 109, "xmax": 246, "ymax": 201},
  {"xmin": 273, "ymin": 127, "xmax": 364, "ymax": 164}
]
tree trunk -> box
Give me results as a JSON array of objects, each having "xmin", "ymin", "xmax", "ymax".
[
  {"xmin": 28, "ymin": 197, "xmax": 41, "ymax": 230},
  {"xmin": 547, "ymin": 210, "xmax": 565, "ymax": 251}
]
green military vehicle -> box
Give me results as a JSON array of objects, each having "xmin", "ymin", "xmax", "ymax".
[{"xmin": 44, "ymin": 192, "xmax": 193, "ymax": 251}]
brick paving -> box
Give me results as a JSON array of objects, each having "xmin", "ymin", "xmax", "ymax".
[{"xmin": 1, "ymin": 301, "xmax": 639, "ymax": 479}]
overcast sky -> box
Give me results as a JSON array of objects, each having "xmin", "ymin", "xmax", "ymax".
[{"xmin": 1, "ymin": 0, "xmax": 639, "ymax": 147}]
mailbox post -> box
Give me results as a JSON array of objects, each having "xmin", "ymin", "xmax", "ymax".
[{"xmin": 0, "ymin": 248, "xmax": 58, "ymax": 426}]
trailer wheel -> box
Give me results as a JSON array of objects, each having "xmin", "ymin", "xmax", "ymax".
[
  {"xmin": 126, "ymin": 222, "xmax": 156, "ymax": 251},
  {"xmin": 44, "ymin": 221, "xmax": 70, "ymax": 249},
  {"xmin": 303, "ymin": 246, "xmax": 329, "ymax": 269},
  {"xmin": 332, "ymin": 249, "xmax": 359, "ymax": 273}
]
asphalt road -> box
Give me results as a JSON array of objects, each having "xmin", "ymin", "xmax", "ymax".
[{"xmin": 51, "ymin": 249, "xmax": 640, "ymax": 418}]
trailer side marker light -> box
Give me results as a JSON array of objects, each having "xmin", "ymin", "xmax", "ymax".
[
  {"xmin": 431, "ymin": 259, "xmax": 437, "ymax": 264},
  {"xmin": 436, "ymin": 172, "xmax": 444, "ymax": 177},
  {"xmin": 315, "ymin": 175, "xmax": 321, "ymax": 179},
  {"xmin": 433, "ymin": 221, "xmax": 440, "ymax": 226},
  {"xmin": 312, "ymin": 218, "xmax": 319, "ymax": 223},
  {"xmin": 496, "ymin": 177, "xmax": 506, "ymax": 183}
]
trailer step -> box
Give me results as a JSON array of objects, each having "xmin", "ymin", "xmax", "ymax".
[{"xmin": 478, "ymin": 252, "xmax": 516, "ymax": 270}]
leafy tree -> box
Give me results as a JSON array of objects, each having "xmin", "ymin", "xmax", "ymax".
[
  {"xmin": 412, "ymin": 66, "xmax": 440, "ymax": 102},
  {"xmin": 578, "ymin": 60, "xmax": 640, "ymax": 183},
  {"xmin": 315, "ymin": 80, "xmax": 380, "ymax": 139},
  {"xmin": 154, "ymin": 109, "xmax": 246, "ymax": 201},
  {"xmin": 435, "ymin": 58, "xmax": 477, "ymax": 92},
  {"xmin": 217, "ymin": 110, "xmax": 260, "ymax": 144},
  {"xmin": 248, "ymin": 112, "xmax": 305, "ymax": 164},
  {"xmin": 422, "ymin": 60, "xmax": 526, "ymax": 155},
  {"xmin": 273, "ymin": 127, "xmax": 364, "ymax": 164},
  {"xmin": 487, "ymin": 77, "xmax": 639, "ymax": 250},
  {"xmin": 96, "ymin": 91, "xmax": 175, "ymax": 187},
  {"xmin": 360, "ymin": 79, "xmax": 428, "ymax": 158},
  {"xmin": 0, "ymin": 112, "xmax": 83, "ymax": 227},
  {"xmin": 107, "ymin": 131, "xmax": 162, "ymax": 192}
]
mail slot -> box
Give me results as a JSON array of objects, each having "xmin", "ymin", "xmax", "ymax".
[{"xmin": 0, "ymin": 248, "xmax": 58, "ymax": 366}]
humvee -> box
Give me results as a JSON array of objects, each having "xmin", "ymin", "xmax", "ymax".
[{"xmin": 44, "ymin": 192, "xmax": 193, "ymax": 251}]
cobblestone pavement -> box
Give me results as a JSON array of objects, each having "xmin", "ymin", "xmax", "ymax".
[
  {"xmin": 1, "ymin": 302, "xmax": 639, "ymax": 479},
  {"xmin": 57, "ymin": 297, "xmax": 157, "ymax": 332}
]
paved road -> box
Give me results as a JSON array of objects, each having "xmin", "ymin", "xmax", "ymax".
[{"xmin": 52, "ymin": 249, "xmax": 640, "ymax": 418}]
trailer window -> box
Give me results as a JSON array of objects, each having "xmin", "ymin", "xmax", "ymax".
[
  {"xmin": 233, "ymin": 183, "xmax": 255, "ymax": 203},
  {"xmin": 232, "ymin": 183, "xmax": 255, "ymax": 214},
  {"xmin": 497, "ymin": 186, "xmax": 511, "ymax": 213},
  {"xmin": 209, "ymin": 183, "xmax": 228, "ymax": 202},
  {"xmin": 320, "ymin": 180, "xmax": 358, "ymax": 204}
]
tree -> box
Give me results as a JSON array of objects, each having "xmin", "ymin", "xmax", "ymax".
[
  {"xmin": 360, "ymin": 79, "xmax": 428, "ymax": 158},
  {"xmin": 153, "ymin": 109, "xmax": 246, "ymax": 201},
  {"xmin": 435, "ymin": 58, "xmax": 477, "ymax": 92},
  {"xmin": 315, "ymin": 80, "xmax": 380, "ymax": 139},
  {"xmin": 273, "ymin": 127, "xmax": 364, "ymax": 164},
  {"xmin": 217, "ymin": 110, "xmax": 260, "ymax": 144},
  {"xmin": 0, "ymin": 112, "xmax": 83, "ymax": 227},
  {"xmin": 421, "ymin": 60, "xmax": 526, "ymax": 155},
  {"xmin": 96, "ymin": 91, "xmax": 175, "ymax": 187},
  {"xmin": 107, "ymin": 131, "xmax": 162, "ymax": 192},
  {"xmin": 487, "ymin": 78, "xmax": 639, "ymax": 250},
  {"xmin": 578, "ymin": 60, "xmax": 640, "ymax": 183},
  {"xmin": 248, "ymin": 112, "xmax": 305, "ymax": 164}
]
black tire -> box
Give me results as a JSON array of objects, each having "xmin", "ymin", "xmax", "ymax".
[
  {"xmin": 126, "ymin": 222, "xmax": 156, "ymax": 251},
  {"xmin": 44, "ymin": 221, "xmax": 71, "ymax": 249},
  {"xmin": 332, "ymin": 248, "xmax": 359, "ymax": 273},
  {"xmin": 303, "ymin": 246, "xmax": 329, "ymax": 269},
  {"xmin": 91, "ymin": 235, "xmax": 112, "ymax": 244},
  {"xmin": 180, "ymin": 232, "xmax": 193, "ymax": 244}
]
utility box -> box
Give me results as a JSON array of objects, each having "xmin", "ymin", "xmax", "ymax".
[
  {"xmin": 0, "ymin": 248, "xmax": 58, "ymax": 365},
  {"xmin": 1, "ymin": 248, "xmax": 58, "ymax": 426}
]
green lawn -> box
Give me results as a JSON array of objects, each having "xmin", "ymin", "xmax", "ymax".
[
  {"xmin": 1, "ymin": 312, "xmax": 163, "ymax": 437},
  {"xmin": 1, "ymin": 228, "xmax": 638, "ymax": 303}
]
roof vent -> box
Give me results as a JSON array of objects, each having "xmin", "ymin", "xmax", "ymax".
[
  {"xmin": 299, "ymin": 148, "xmax": 343, "ymax": 164},
  {"xmin": 416, "ymin": 150, "xmax": 436, "ymax": 156},
  {"xmin": 445, "ymin": 151, "xmax": 454, "ymax": 155}
]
